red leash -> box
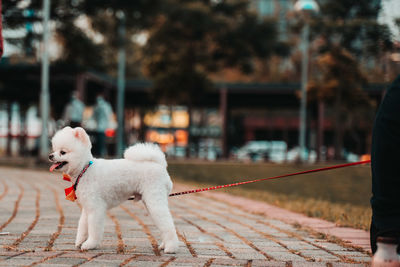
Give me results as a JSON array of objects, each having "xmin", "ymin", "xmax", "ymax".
[
  {"xmin": 168, "ymin": 160, "xmax": 371, "ymax": 197},
  {"xmin": 128, "ymin": 160, "xmax": 371, "ymax": 200}
]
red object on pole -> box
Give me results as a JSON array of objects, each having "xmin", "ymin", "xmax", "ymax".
[{"xmin": 0, "ymin": 0, "xmax": 3, "ymax": 58}]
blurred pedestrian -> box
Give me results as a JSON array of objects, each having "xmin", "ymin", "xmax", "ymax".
[
  {"xmin": 25, "ymin": 104, "xmax": 41, "ymax": 155},
  {"xmin": 92, "ymin": 94, "xmax": 112, "ymax": 157},
  {"xmin": 62, "ymin": 91, "xmax": 84, "ymax": 128},
  {"xmin": 370, "ymin": 75, "xmax": 400, "ymax": 255}
]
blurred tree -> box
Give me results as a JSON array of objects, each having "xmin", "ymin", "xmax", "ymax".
[
  {"xmin": 305, "ymin": 0, "xmax": 392, "ymax": 159},
  {"xmin": 81, "ymin": 0, "xmax": 162, "ymax": 76},
  {"xmin": 3, "ymin": 0, "xmax": 161, "ymax": 73},
  {"xmin": 314, "ymin": 0, "xmax": 392, "ymax": 57},
  {"xmin": 143, "ymin": 0, "xmax": 284, "ymax": 155},
  {"xmin": 144, "ymin": 0, "xmax": 282, "ymax": 103},
  {"xmin": 307, "ymin": 47, "xmax": 375, "ymax": 158},
  {"xmin": 3, "ymin": 0, "xmax": 102, "ymax": 68}
]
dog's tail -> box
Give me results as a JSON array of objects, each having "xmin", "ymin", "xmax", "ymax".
[{"xmin": 124, "ymin": 143, "xmax": 167, "ymax": 168}]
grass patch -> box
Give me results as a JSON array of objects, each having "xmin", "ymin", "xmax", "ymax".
[{"xmin": 168, "ymin": 161, "xmax": 372, "ymax": 231}]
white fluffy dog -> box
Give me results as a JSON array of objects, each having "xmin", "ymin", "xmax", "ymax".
[{"xmin": 49, "ymin": 126, "xmax": 179, "ymax": 253}]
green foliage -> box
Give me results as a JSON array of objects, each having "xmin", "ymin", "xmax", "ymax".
[
  {"xmin": 56, "ymin": 21, "xmax": 106, "ymax": 70},
  {"xmin": 143, "ymin": 0, "xmax": 281, "ymax": 104},
  {"xmin": 307, "ymin": 47, "xmax": 375, "ymax": 159},
  {"xmin": 4, "ymin": 0, "xmax": 393, "ymax": 90},
  {"xmin": 81, "ymin": 0, "xmax": 161, "ymax": 29},
  {"xmin": 303, "ymin": 0, "xmax": 390, "ymax": 159},
  {"xmin": 3, "ymin": 0, "xmax": 161, "ymax": 71},
  {"xmin": 314, "ymin": 0, "xmax": 392, "ymax": 56},
  {"xmin": 4, "ymin": 0, "xmax": 102, "ymax": 68},
  {"xmin": 307, "ymin": 47, "xmax": 370, "ymax": 107}
]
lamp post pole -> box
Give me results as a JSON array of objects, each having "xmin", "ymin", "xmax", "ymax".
[
  {"xmin": 298, "ymin": 22, "xmax": 309, "ymax": 162},
  {"xmin": 116, "ymin": 11, "xmax": 126, "ymax": 157},
  {"xmin": 39, "ymin": 0, "xmax": 50, "ymax": 160},
  {"xmin": 294, "ymin": 0, "xmax": 319, "ymax": 163}
]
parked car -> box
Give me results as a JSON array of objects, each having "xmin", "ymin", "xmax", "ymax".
[
  {"xmin": 269, "ymin": 141, "xmax": 287, "ymax": 163},
  {"xmin": 286, "ymin": 146, "xmax": 317, "ymax": 163},
  {"xmin": 236, "ymin": 140, "xmax": 270, "ymax": 162}
]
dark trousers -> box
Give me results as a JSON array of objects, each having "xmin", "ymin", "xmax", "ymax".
[{"xmin": 370, "ymin": 75, "xmax": 400, "ymax": 253}]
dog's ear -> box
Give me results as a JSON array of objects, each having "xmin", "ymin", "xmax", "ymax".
[{"xmin": 74, "ymin": 127, "xmax": 90, "ymax": 146}]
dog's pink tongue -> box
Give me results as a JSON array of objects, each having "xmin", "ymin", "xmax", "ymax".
[{"xmin": 49, "ymin": 163, "xmax": 61, "ymax": 172}]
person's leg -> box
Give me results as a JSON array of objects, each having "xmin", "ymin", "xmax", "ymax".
[
  {"xmin": 370, "ymin": 75, "xmax": 400, "ymax": 253},
  {"xmin": 370, "ymin": 220, "xmax": 379, "ymax": 254}
]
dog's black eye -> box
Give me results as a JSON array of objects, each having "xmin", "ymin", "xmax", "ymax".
[{"xmin": 60, "ymin": 151, "xmax": 66, "ymax": 155}]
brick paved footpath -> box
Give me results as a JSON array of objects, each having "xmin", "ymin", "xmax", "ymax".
[{"xmin": 0, "ymin": 166, "xmax": 371, "ymax": 266}]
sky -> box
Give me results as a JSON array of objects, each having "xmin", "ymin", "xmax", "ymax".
[{"xmin": 379, "ymin": 0, "xmax": 400, "ymax": 41}]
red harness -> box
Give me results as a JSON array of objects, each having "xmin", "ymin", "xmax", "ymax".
[{"xmin": 63, "ymin": 161, "xmax": 93, "ymax": 202}]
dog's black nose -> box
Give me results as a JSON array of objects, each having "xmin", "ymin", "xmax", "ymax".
[{"xmin": 49, "ymin": 154, "xmax": 54, "ymax": 160}]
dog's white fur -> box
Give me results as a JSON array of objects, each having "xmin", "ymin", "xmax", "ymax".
[{"xmin": 49, "ymin": 126, "xmax": 179, "ymax": 252}]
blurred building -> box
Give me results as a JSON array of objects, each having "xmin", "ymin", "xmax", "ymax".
[
  {"xmin": 0, "ymin": 59, "xmax": 391, "ymax": 161},
  {"xmin": 82, "ymin": 74, "xmax": 386, "ymax": 160}
]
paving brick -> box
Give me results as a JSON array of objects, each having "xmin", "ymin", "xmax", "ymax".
[
  {"xmin": 331, "ymin": 263, "xmax": 368, "ymax": 267},
  {"xmin": 44, "ymin": 257, "xmax": 84, "ymax": 265},
  {"xmin": 35, "ymin": 264, "xmax": 72, "ymax": 267},
  {"xmin": 291, "ymin": 262, "xmax": 330, "ymax": 267}
]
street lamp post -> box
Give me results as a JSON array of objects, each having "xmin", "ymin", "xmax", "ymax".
[
  {"xmin": 116, "ymin": 10, "xmax": 126, "ymax": 157},
  {"xmin": 39, "ymin": 0, "xmax": 51, "ymax": 160},
  {"xmin": 294, "ymin": 0, "xmax": 319, "ymax": 162},
  {"xmin": 298, "ymin": 22, "xmax": 309, "ymax": 162}
]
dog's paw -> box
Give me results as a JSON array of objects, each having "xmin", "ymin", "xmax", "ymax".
[
  {"xmin": 164, "ymin": 242, "xmax": 178, "ymax": 254},
  {"xmin": 158, "ymin": 241, "xmax": 165, "ymax": 250},
  {"xmin": 75, "ymin": 241, "xmax": 83, "ymax": 249},
  {"xmin": 80, "ymin": 239, "xmax": 99, "ymax": 250},
  {"xmin": 75, "ymin": 238, "xmax": 86, "ymax": 248}
]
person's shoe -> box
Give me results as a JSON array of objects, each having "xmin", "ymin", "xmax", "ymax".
[{"xmin": 372, "ymin": 237, "xmax": 400, "ymax": 267}]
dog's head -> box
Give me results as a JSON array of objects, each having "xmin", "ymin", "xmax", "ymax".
[{"xmin": 49, "ymin": 127, "xmax": 92, "ymax": 173}]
